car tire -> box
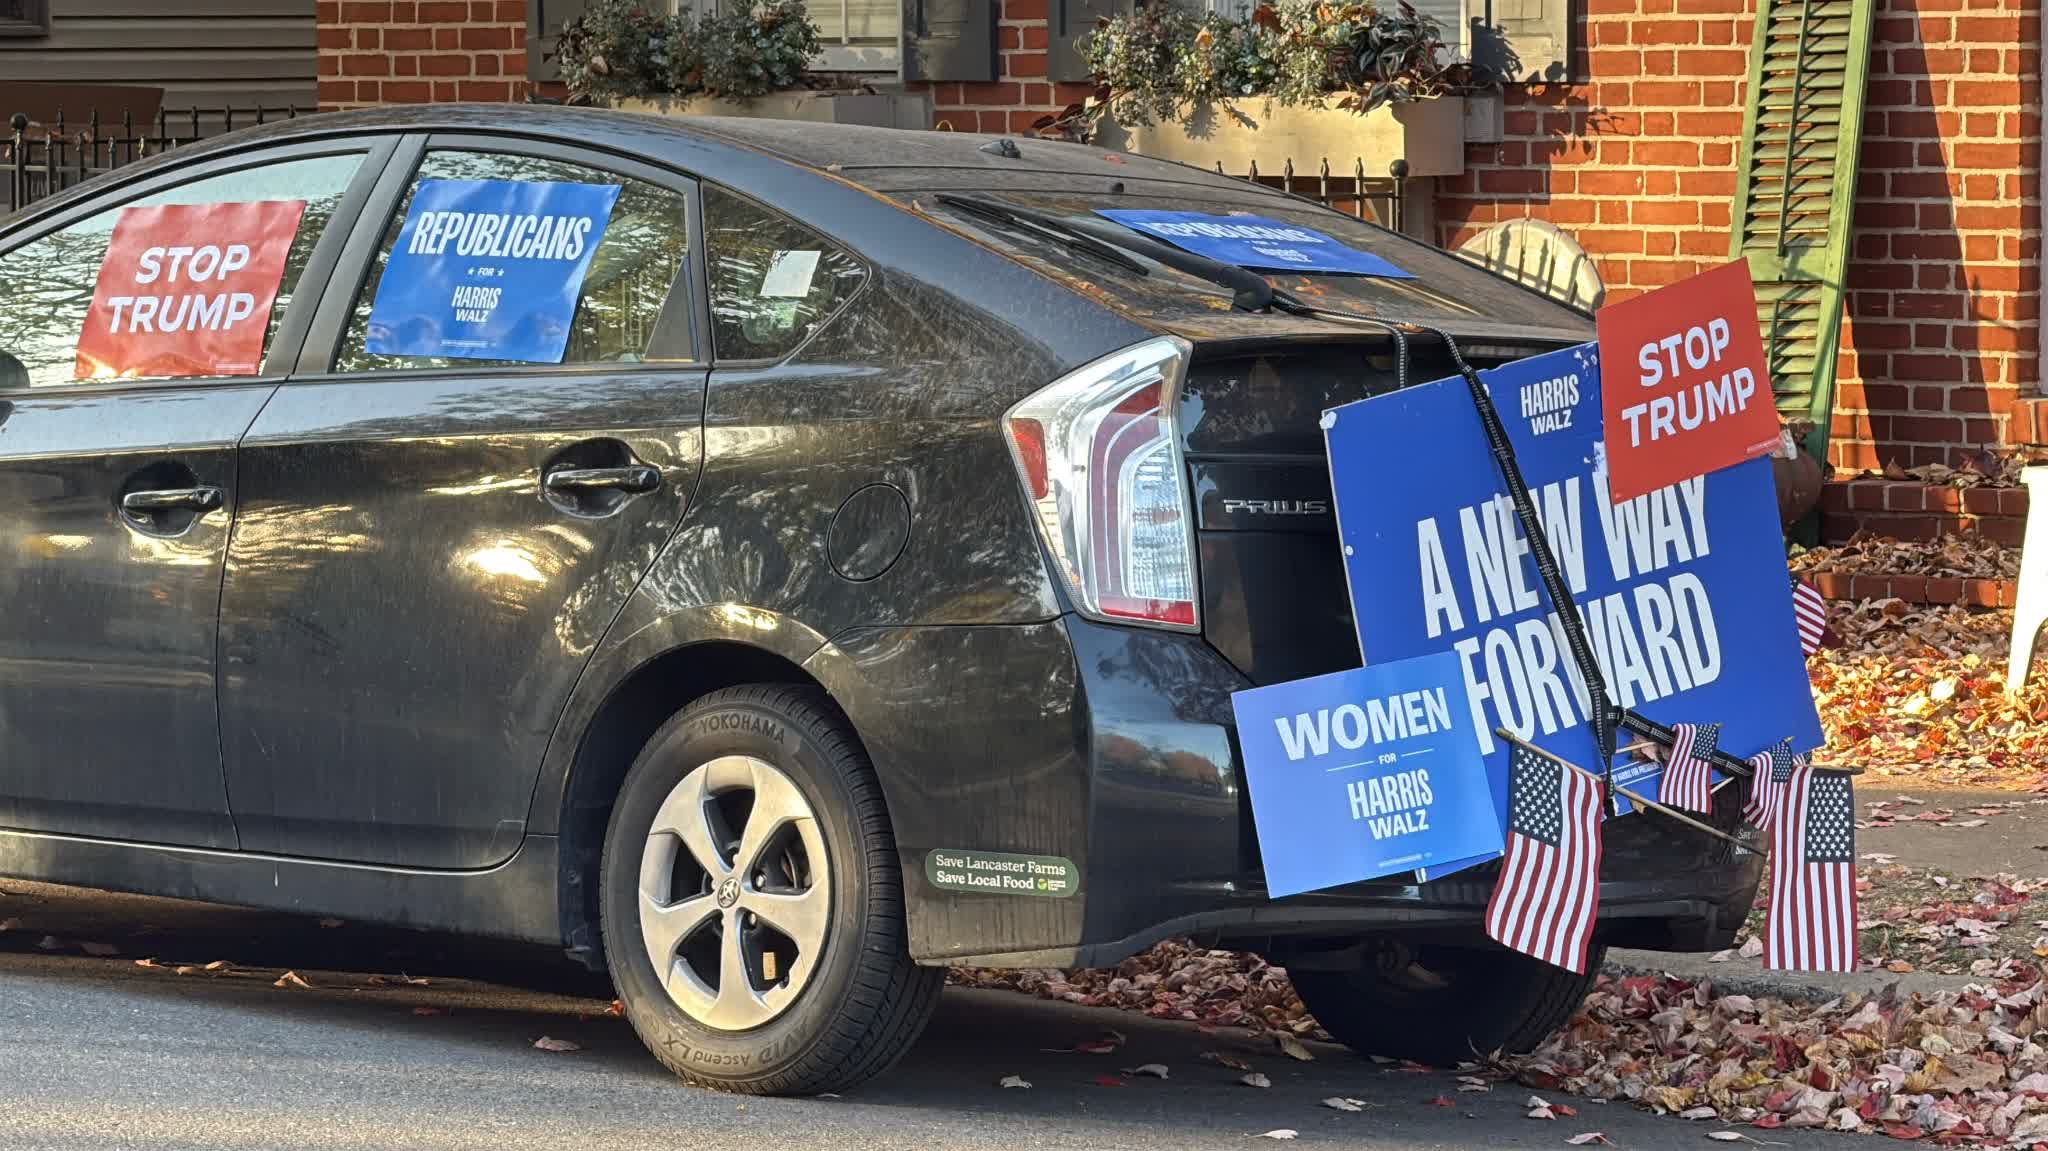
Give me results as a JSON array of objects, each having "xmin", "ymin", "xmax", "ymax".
[
  {"xmin": 599, "ymin": 684, "xmax": 942, "ymax": 1094},
  {"xmin": 1289, "ymin": 941, "xmax": 1602, "ymax": 1066}
]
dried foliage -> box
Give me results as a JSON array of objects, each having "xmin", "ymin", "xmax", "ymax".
[
  {"xmin": 952, "ymin": 941, "xmax": 1332, "ymax": 1041},
  {"xmin": 1082, "ymin": 0, "xmax": 1494, "ymax": 126},
  {"xmin": 1811, "ymin": 599, "xmax": 2048, "ymax": 786},
  {"xmin": 1793, "ymin": 537, "xmax": 2021, "ymax": 584},
  {"xmin": 1505, "ymin": 969, "xmax": 2048, "ymax": 1141},
  {"xmin": 555, "ymin": 0, "xmax": 821, "ymax": 105}
]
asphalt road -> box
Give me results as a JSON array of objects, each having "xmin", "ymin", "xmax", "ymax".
[{"xmin": 0, "ymin": 881, "xmax": 1834, "ymax": 1151}]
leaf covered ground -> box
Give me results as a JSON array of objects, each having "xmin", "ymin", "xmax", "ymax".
[{"xmin": 1809, "ymin": 598, "xmax": 2047, "ymax": 789}]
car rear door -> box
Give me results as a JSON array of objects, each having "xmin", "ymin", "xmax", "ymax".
[
  {"xmin": 0, "ymin": 141, "xmax": 381, "ymax": 847},
  {"xmin": 216, "ymin": 135, "xmax": 707, "ymax": 867}
]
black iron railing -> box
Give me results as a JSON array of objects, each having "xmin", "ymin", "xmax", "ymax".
[
  {"xmin": 1219, "ymin": 157, "xmax": 1414, "ymax": 234},
  {"xmin": 6, "ymin": 105, "xmax": 314, "ymax": 215}
]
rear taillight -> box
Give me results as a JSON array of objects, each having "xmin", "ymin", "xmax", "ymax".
[{"xmin": 1003, "ymin": 338, "xmax": 1199, "ymax": 630}]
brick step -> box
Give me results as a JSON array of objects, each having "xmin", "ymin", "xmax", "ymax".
[
  {"xmin": 1804, "ymin": 570, "xmax": 2017, "ymax": 608},
  {"xmin": 1819, "ymin": 478, "xmax": 2029, "ymax": 546}
]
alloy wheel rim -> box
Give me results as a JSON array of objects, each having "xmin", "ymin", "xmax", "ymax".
[{"xmin": 638, "ymin": 754, "xmax": 831, "ymax": 1031}]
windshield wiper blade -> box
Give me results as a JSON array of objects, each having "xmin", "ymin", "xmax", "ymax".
[
  {"xmin": 1054, "ymin": 214, "xmax": 1275, "ymax": 313},
  {"xmin": 933, "ymin": 193, "xmax": 1277, "ymax": 313},
  {"xmin": 933, "ymin": 193, "xmax": 1148, "ymax": 277}
]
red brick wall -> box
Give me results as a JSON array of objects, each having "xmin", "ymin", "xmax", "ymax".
[
  {"xmin": 918, "ymin": 0, "xmax": 1088, "ymax": 133},
  {"xmin": 1844, "ymin": 5, "xmax": 2042, "ymax": 471},
  {"xmin": 317, "ymin": 0, "xmax": 531, "ymax": 109},
  {"xmin": 1435, "ymin": 0, "xmax": 2044, "ymax": 472}
]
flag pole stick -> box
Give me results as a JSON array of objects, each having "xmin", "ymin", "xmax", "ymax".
[{"xmin": 1496, "ymin": 728, "xmax": 1748, "ymax": 850}]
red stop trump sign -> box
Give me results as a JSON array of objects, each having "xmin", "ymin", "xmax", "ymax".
[
  {"xmin": 1596, "ymin": 260, "xmax": 1780, "ymax": 503},
  {"xmin": 73, "ymin": 199, "xmax": 305, "ymax": 381}
]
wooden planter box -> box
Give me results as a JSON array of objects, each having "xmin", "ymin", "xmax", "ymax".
[
  {"xmin": 1093, "ymin": 96, "xmax": 1466, "ymax": 180},
  {"xmin": 617, "ymin": 89, "xmax": 930, "ymax": 130}
]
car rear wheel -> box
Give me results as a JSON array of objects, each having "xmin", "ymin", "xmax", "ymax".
[
  {"xmin": 599, "ymin": 684, "xmax": 942, "ymax": 1094},
  {"xmin": 1289, "ymin": 939, "xmax": 1601, "ymax": 1066}
]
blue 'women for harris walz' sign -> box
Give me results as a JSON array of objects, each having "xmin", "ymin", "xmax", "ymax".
[
  {"xmin": 1322, "ymin": 342, "xmax": 1823, "ymax": 824},
  {"xmin": 1094, "ymin": 209, "xmax": 1413, "ymax": 278},
  {"xmin": 1231, "ymin": 650, "xmax": 1503, "ymax": 897},
  {"xmin": 367, "ymin": 178, "xmax": 622, "ymax": 363}
]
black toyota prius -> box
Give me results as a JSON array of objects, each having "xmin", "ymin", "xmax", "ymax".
[{"xmin": 0, "ymin": 106, "xmax": 1762, "ymax": 1094}]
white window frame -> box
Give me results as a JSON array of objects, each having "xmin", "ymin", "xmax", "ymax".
[{"xmin": 672, "ymin": 0, "xmax": 903, "ymax": 73}]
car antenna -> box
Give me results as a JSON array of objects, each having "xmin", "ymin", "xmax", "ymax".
[{"xmin": 977, "ymin": 138, "xmax": 1022, "ymax": 159}]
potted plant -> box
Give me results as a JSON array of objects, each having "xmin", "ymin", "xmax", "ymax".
[
  {"xmin": 556, "ymin": 0, "xmax": 930, "ymax": 129},
  {"xmin": 1077, "ymin": 0, "xmax": 1491, "ymax": 178}
]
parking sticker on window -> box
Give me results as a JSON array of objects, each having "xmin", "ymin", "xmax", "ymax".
[
  {"xmin": 72, "ymin": 199, "xmax": 306, "ymax": 380},
  {"xmin": 365, "ymin": 178, "xmax": 622, "ymax": 363},
  {"xmin": 1095, "ymin": 209, "xmax": 1413, "ymax": 278},
  {"xmin": 759, "ymin": 249, "xmax": 821, "ymax": 298},
  {"xmin": 925, "ymin": 850, "xmax": 1077, "ymax": 898}
]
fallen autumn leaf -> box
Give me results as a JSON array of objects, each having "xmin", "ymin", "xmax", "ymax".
[
  {"xmin": 532, "ymin": 1036, "xmax": 580, "ymax": 1052},
  {"xmin": 1274, "ymin": 1034, "xmax": 1314, "ymax": 1061}
]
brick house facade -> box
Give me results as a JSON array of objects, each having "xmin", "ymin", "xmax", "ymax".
[{"xmin": 315, "ymin": 0, "xmax": 2045, "ymax": 490}]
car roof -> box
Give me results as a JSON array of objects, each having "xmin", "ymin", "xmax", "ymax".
[
  {"xmin": 13, "ymin": 103, "xmax": 1301, "ymax": 219},
  {"xmin": 667, "ymin": 116, "xmax": 1287, "ymax": 196}
]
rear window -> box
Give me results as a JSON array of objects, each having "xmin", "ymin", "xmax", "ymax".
[{"xmin": 930, "ymin": 188, "xmax": 1588, "ymax": 334}]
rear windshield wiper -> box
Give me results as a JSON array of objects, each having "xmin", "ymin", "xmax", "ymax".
[
  {"xmin": 933, "ymin": 193, "xmax": 1148, "ymax": 278},
  {"xmin": 934, "ymin": 193, "xmax": 1282, "ymax": 314}
]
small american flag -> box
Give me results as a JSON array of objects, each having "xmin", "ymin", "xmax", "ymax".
[
  {"xmin": 1662, "ymin": 722, "xmax": 1719, "ymax": 814},
  {"xmin": 1741, "ymin": 739, "xmax": 1798, "ymax": 829},
  {"xmin": 1485, "ymin": 743, "xmax": 1603, "ymax": 974},
  {"xmin": 1765, "ymin": 762, "xmax": 1859, "ymax": 972},
  {"xmin": 1792, "ymin": 577, "xmax": 1828, "ymax": 656}
]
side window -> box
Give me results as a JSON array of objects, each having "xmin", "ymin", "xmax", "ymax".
[
  {"xmin": 0, "ymin": 153, "xmax": 362, "ymax": 389},
  {"xmin": 703, "ymin": 185, "xmax": 865, "ymax": 362},
  {"xmin": 334, "ymin": 151, "xmax": 690, "ymax": 373}
]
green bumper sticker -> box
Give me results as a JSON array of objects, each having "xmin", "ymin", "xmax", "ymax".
[{"xmin": 925, "ymin": 849, "xmax": 1078, "ymax": 898}]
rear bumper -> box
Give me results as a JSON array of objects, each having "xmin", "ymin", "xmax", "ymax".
[{"xmin": 811, "ymin": 616, "xmax": 1763, "ymax": 969}]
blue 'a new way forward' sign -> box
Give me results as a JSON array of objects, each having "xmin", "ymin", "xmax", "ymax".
[
  {"xmin": 1231, "ymin": 650, "xmax": 1503, "ymax": 897},
  {"xmin": 1322, "ymin": 341, "xmax": 1823, "ymax": 827}
]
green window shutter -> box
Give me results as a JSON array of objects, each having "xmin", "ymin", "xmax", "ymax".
[{"xmin": 1728, "ymin": 0, "xmax": 1874, "ymax": 465}]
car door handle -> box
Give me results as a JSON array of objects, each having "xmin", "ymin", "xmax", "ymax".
[
  {"xmin": 543, "ymin": 465, "xmax": 661, "ymax": 495},
  {"xmin": 121, "ymin": 486, "xmax": 224, "ymax": 514}
]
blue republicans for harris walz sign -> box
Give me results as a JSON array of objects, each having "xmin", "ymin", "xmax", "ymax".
[
  {"xmin": 1094, "ymin": 210, "xmax": 1413, "ymax": 278},
  {"xmin": 366, "ymin": 179, "xmax": 622, "ymax": 363},
  {"xmin": 1231, "ymin": 650, "xmax": 1503, "ymax": 897},
  {"xmin": 1323, "ymin": 342, "xmax": 1823, "ymax": 820}
]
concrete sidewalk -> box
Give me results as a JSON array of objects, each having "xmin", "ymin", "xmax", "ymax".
[{"xmin": 1608, "ymin": 781, "xmax": 2048, "ymax": 1000}]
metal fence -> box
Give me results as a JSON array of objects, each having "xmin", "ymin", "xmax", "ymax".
[
  {"xmin": 6, "ymin": 105, "xmax": 313, "ymax": 215},
  {"xmin": 1224, "ymin": 157, "xmax": 1415, "ymax": 235}
]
